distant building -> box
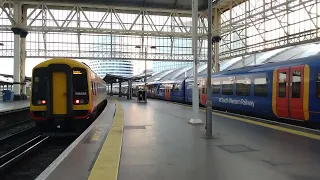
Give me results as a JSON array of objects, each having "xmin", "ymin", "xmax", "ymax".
[
  {"xmin": 89, "ymin": 60, "xmax": 133, "ymax": 78},
  {"xmin": 89, "ymin": 35, "xmax": 133, "ymax": 78}
]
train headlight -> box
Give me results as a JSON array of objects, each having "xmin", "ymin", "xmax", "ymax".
[{"xmin": 75, "ymin": 99, "xmax": 80, "ymax": 104}]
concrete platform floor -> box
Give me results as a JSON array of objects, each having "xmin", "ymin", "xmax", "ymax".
[
  {"xmin": 0, "ymin": 99, "xmax": 29, "ymax": 113},
  {"xmin": 118, "ymin": 99, "xmax": 320, "ymax": 180}
]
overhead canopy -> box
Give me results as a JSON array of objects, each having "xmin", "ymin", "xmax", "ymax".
[
  {"xmin": 103, "ymin": 73, "xmax": 152, "ymax": 83},
  {"xmin": 0, "ymin": 74, "xmax": 31, "ymax": 82},
  {"xmin": 27, "ymin": 0, "xmax": 208, "ymax": 11}
]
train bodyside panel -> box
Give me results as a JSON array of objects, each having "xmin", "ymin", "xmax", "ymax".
[
  {"xmin": 208, "ymin": 71, "xmax": 275, "ymax": 119},
  {"xmin": 305, "ymin": 61, "xmax": 320, "ymax": 123}
]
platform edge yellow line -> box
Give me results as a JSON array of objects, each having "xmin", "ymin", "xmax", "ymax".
[{"xmin": 88, "ymin": 99, "xmax": 124, "ymax": 180}]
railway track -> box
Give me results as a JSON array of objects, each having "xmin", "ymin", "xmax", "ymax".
[
  {"xmin": 0, "ymin": 135, "xmax": 49, "ymax": 172},
  {"xmin": 0, "ymin": 135, "xmax": 76, "ymax": 180},
  {"xmin": 0, "ymin": 120, "xmax": 35, "ymax": 141}
]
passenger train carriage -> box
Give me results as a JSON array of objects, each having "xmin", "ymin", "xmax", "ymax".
[
  {"xmin": 146, "ymin": 54, "xmax": 320, "ymax": 124},
  {"xmin": 30, "ymin": 58, "xmax": 107, "ymax": 132}
]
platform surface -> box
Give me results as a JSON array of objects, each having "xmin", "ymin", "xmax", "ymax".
[
  {"xmin": 36, "ymin": 98, "xmax": 115, "ymax": 180},
  {"xmin": 38, "ymin": 98, "xmax": 320, "ymax": 180},
  {"xmin": 117, "ymin": 99, "xmax": 320, "ymax": 180},
  {"xmin": 0, "ymin": 100, "xmax": 29, "ymax": 113}
]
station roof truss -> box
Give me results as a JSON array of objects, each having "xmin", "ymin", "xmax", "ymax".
[
  {"xmin": 13, "ymin": 0, "xmax": 209, "ymax": 11},
  {"xmin": 211, "ymin": 0, "xmax": 320, "ymax": 63},
  {"xmin": 0, "ymin": 0, "xmax": 211, "ymax": 62},
  {"xmin": 0, "ymin": 0, "xmax": 319, "ymax": 67}
]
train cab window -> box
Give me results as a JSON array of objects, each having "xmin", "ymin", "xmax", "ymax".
[
  {"xmin": 317, "ymin": 74, "xmax": 320, "ymax": 98},
  {"xmin": 212, "ymin": 81, "xmax": 220, "ymax": 94},
  {"xmin": 292, "ymin": 71, "xmax": 301, "ymax": 98},
  {"xmin": 222, "ymin": 80, "xmax": 233, "ymax": 95},
  {"xmin": 236, "ymin": 78, "xmax": 251, "ymax": 96},
  {"xmin": 278, "ymin": 72, "xmax": 287, "ymax": 97},
  {"xmin": 73, "ymin": 68, "xmax": 89, "ymax": 104},
  {"xmin": 254, "ymin": 77, "xmax": 268, "ymax": 97},
  {"xmin": 32, "ymin": 68, "xmax": 47, "ymax": 105}
]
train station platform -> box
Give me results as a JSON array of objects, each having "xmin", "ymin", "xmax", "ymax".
[
  {"xmin": 0, "ymin": 100, "xmax": 29, "ymax": 113},
  {"xmin": 37, "ymin": 97, "xmax": 320, "ymax": 180}
]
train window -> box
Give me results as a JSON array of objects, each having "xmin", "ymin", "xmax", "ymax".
[
  {"xmin": 236, "ymin": 78, "xmax": 251, "ymax": 96},
  {"xmin": 212, "ymin": 81, "xmax": 220, "ymax": 94},
  {"xmin": 317, "ymin": 74, "xmax": 320, "ymax": 98},
  {"xmin": 292, "ymin": 71, "xmax": 301, "ymax": 98},
  {"xmin": 254, "ymin": 77, "xmax": 268, "ymax": 97},
  {"xmin": 73, "ymin": 68, "xmax": 89, "ymax": 104},
  {"xmin": 222, "ymin": 80, "xmax": 233, "ymax": 95},
  {"xmin": 32, "ymin": 68, "xmax": 47, "ymax": 105},
  {"xmin": 174, "ymin": 84, "xmax": 180, "ymax": 92},
  {"xmin": 278, "ymin": 72, "xmax": 287, "ymax": 97},
  {"xmin": 91, "ymin": 82, "xmax": 94, "ymax": 95}
]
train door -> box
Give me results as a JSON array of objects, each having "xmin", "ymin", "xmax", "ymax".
[
  {"xmin": 275, "ymin": 65, "xmax": 306, "ymax": 120},
  {"xmin": 200, "ymin": 79, "xmax": 207, "ymax": 106},
  {"xmin": 165, "ymin": 84, "xmax": 171, "ymax": 100},
  {"xmin": 52, "ymin": 72, "xmax": 67, "ymax": 115},
  {"xmin": 289, "ymin": 65, "xmax": 305, "ymax": 120}
]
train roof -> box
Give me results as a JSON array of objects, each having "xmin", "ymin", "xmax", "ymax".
[
  {"xmin": 33, "ymin": 58, "xmax": 89, "ymax": 70},
  {"xmin": 32, "ymin": 58, "xmax": 104, "ymax": 82},
  {"xmin": 192, "ymin": 54, "xmax": 320, "ymax": 79}
]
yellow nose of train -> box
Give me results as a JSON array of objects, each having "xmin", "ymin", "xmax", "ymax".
[{"xmin": 30, "ymin": 58, "xmax": 107, "ymax": 132}]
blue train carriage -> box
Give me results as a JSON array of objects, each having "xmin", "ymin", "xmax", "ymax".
[
  {"xmin": 271, "ymin": 56, "xmax": 320, "ymax": 123},
  {"xmin": 184, "ymin": 78, "xmax": 202, "ymax": 104},
  {"xmin": 146, "ymin": 82, "xmax": 161, "ymax": 99},
  {"xmin": 205, "ymin": 55, "xmax": 320, "ymax": 124},
  {"xmin": 208, "ymin": 68, "xmax": 273, "ymax": 118},
  {"xmin": 161, "ymin": 80, "xmax": 185, "ymax": 102}
]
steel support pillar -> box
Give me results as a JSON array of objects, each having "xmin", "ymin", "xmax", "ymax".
[
  {"xmin": 127, "ymin": 80, "xmax": 132, "ymax": 100},
  {"xmin": 11, "ymin": 3, "xmax": 28, "ymax": 101},
  {"xmin": 12, "ymin": 3, "xmax": 22, "ymax": 100},
  {"xmin": 20, "ymin": 6, "xmax": 28, "ymax": 100},
  {"xmin": 110, "ymin": 83, "xmax": 113, "ymax": 96},
  {"xmin": 213, "ymin": 8, "xmax": 221, "ymax": 73},
  {"xmin": 119, "ymin": 82, "xmax": 122, "ymax": 97},
  {"xmin": 19, "ymin": 31, "xmax": 28, "ymax": 100},
  {"xmin": 12, "ymin": 28, "xmax": 21, "ymax": 100},
  {"xmin": 205, "ymin": 8, "xmax": 221, "ymax": 138},
  {"xmin": 204, "ymin": 0, "xmax": 213, "ymax": 138},
  {"xmin": 189, "ymin": 0, "xmax": 202, "ymax": 124}
]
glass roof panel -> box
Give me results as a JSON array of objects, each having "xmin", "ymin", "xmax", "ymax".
[
  {"xmin": 248, "ymin": 47, "xmax": 289, "ymax": 65},
  {"xmin": 295, "ymin": 43, "xmax": 320, "ymax": 58}
]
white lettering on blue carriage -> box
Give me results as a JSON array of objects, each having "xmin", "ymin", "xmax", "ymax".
[
  {"xmin": 75, "ymin": 92, "xmax": 87, "ymax": 96},
  {"xmin": 218, "ymin": 97, "xmax": 255, "ymax": 107}
]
